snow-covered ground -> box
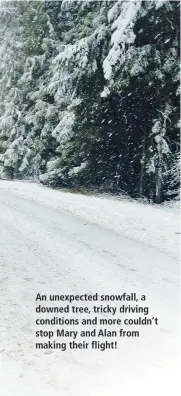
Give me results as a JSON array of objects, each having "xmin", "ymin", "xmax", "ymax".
[
  {"xmin": 0, "ymin": 180, "xmax": 180, "ymax": 396},
  {"xmin": 0, "ymin": 180, "xmax": 179, "ymax": 257}
]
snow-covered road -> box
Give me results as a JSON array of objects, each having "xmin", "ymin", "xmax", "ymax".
[{"xmin": 0, "ymin": 181, "xmax": 180, "ymax": 396}]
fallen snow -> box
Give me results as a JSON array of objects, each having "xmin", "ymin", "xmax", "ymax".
[
  {"xmin": 0, "ymin": 180, "xmax": 179, "ymax": 258},
  {"xmin": 0, "ymin": 179, "xmax": 179, "ymax": 396}
]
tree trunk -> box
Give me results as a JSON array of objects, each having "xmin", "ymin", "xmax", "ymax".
[
  {"xmin": 155, "ymin": 158, "xmax": 162, "ymax": 203},
  {"xmin": 10, "ymin": 166, "xmax": 14, "ymax": 180},
  {"xmin": 139, "ymin": 133, "xmax": 146, "ymax": 197}
]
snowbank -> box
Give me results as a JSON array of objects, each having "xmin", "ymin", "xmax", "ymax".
[{"xmin": 0, "ymin": 180, "xmax": 179, "ymax": 258}]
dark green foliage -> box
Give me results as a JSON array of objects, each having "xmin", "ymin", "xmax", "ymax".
[{"xmin": 0, "ymin": 0, "xmax": 180, "ymax": 202}]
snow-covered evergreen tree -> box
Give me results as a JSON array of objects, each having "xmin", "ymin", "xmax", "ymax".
[{"xmin": 0, "ymin": 0, "xmax": 180, "ymax": 202}]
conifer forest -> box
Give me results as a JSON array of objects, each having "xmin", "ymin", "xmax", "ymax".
[{"xmin": 0, "ymin": 0, "xmax": 180, "ymax": 203}]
